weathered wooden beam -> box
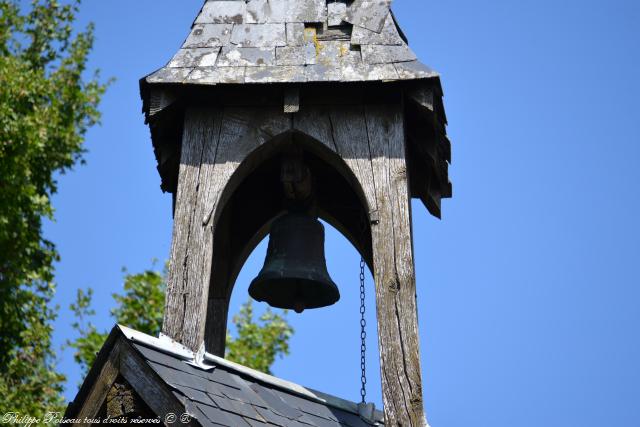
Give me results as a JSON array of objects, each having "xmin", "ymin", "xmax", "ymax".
[
  {"xmin": 366, "ymin": 104, "xmax": 426, "ymax": 426},
  {"xmin": 164, "ymin": 107, "xmax": 290, "ymax": 351},
  {"xmin": 293, "ymin": 105, "xmax": 377, "ymax": 216},
  {"xmin": 204, "ymin": 203, "xmax": 233, "ymax": 356},
  {"xmin": 75, "ymin": 340, "xmax": 122, "ymax": 426},
  {"xmin": 163, "ymin": 108, "xmax": 223, "ymax": 350},
  {"xmin": 106, "ymin": 380, "xmax": 154, "ymax": 420},
  {"xmin": 120, "ymin": 342, "xmax": 197, "ymax": 426},
  {"xmin": 328, "ymin": 105, "xmax": 379, "ymax": 216}
]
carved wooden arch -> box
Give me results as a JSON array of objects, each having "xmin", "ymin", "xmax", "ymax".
[
  {"xmin": 204, "ymin": 128, "xmax": 375, "ymax": 355},
  {"xmin": 209, "ymin": 127, "xmax": 375, "ymax": 266},
  {"xmin": 164, "ymin": 103, "xmax": 427, "ymax": 426}
]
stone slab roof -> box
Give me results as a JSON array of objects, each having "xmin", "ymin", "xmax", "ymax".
[
  {"xmin": 67, "ymin": 325, "xmax": 384, "ymax": 427},
  {"xmin": 143, "ymin": 0, "xmax": 437, "ymax": 85}
]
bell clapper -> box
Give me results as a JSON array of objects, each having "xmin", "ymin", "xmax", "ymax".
[{"xmin": 293, "ymin": 300, "xmax": 306, "ymax": 314}]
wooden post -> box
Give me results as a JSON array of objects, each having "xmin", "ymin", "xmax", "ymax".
[
  {"xmin": 298, "ymin": 103, "xmax": 427, "ymax": 425},
  {"xmin": 162, "ymin": 108, "xmax": 223, "ymax": 351},
  {"xmin": 367, "ymin": 105, "xmax": 425, "ymax": 426}
]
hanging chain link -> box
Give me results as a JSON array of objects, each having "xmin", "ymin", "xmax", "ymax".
[{"xmin": 359, "ymin": 257, "xmax": 367, "ymax": 404}]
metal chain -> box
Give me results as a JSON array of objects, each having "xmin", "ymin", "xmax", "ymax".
[{"xmin": 359, "ymin": 257, "xmax": 367, "ymax": 404}]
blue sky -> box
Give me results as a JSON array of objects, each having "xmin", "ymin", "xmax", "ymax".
[{"xmin": 44, "ymin": 1, "xmax": 640, "ymax": 426}]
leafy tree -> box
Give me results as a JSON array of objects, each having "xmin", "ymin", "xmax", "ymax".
[
  {"xmin": 225, "ymin": 300, "xmax": 293, "ymax": 375},
  {"xmin": 70, "ymin": 266, "xmax": 294, "ymax": 376},
  {"xmin": 0, "ymin": 0, "xmax": 106, "ymax": 415}
]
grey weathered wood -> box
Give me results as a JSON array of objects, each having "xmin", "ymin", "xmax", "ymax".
[
  {"xmin": 163, "ymin": 102, "xmax": 430, "ymax": 426},
  {"xmin": 148, "ymin": 89, "xmax": 177, "ymax": 117},
  {"xmin": 327, "ymin": 106, "xmax": 378, "ymax": 216},
  {"xmin": 170, "ymin": 108, "xmax": 227, "ymax": 350},
  {"xmin": 408, "ymin": 86, "xmax": 435, "ymax": 112},
  {"xmin": 163, "ymin": 109, "xmax": 223, "ymax": 349},
  {"xmin": 165, "ymin": 108, "xmax": 290, "ymax": 352},
  {"xmin": 203, "ymin": 107, "xmax": 291, "ymax": 227},
  {"xmin": 296, "ymin": 103, "xmax": 426, "ymax": 425},
  {"xmin": 284, "ymin": 87, "xmax": 301, "ymax": 113},
  {"xmin": 366, "ymin": 104, "xmax": 426, "ymax": 427},
  {"xmin": 120, "ymin": 342, "xmax": 197, "ymax": 426},
  {"xmin": 292, "ymin": 107, "xmax": 337, "ymax": 152},
  {"xmin": 205, "ymin": 298, "xmax": 231, "ymax": 356},
  {"xmin": 205, "ymin": 201, "xmax": 233, "ymax": 356},
  {"xmin": 76, "ymin": 340, "xmax": 122, "ymax": 425},
  {"xmin": 292, "ymin": 105, "xmax": 377, "ymax": 218},
  {"xmin": 106, "ymin": 381, "xmax": 152, "ymax": 420}
]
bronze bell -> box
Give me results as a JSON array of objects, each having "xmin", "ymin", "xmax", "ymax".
[{"xmin": 249, "ymin": 212, "xmax": 340, "ymax": 313}]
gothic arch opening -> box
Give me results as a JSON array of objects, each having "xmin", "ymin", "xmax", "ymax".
[{"xmin": 204, "ymin": 130, "xmax": 373, "ymax": 354}]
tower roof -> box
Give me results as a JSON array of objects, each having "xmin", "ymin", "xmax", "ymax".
[
  {"xmin": 139, "ymin": 0, "xmax": 451, "ymax": 220},
  {"xmin": 143, "ymin": 0, "xmax": 437, "ymax": 86}
]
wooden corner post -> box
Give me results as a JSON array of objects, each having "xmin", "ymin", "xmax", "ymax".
[
  {"xmin": 162, "ymin": 106, "xmax": 292, "ymax": 352},
  {"xmin": 367, "ymin": 105, "xmax": 426, "ymax": 426}
]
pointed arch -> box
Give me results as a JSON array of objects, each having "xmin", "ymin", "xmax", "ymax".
[{"xmin": 204, "ymin": 128, "xmax": 374, "ymax": 355}]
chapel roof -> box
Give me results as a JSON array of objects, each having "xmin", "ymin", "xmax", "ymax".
[{"xmin": 66, "ymin": 325, "xmax": 384, "ymax": 427}]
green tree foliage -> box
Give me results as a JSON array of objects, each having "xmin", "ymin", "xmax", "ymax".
[
  {"xmin": 225, "ymin": 300, "xmax": 293, "ymax": 375},
  {"xmin": 0, "ymin": 0, "xmax": 106, "ymax": 415},
  {"xmin": 0, "ymin": 284, "xmax": 66, "ymax": 415},
  {"xmin": 70, "ymin": 266, "xmax": 294, "ymax": 376}
]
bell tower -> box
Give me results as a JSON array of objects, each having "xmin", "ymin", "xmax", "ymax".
[{"xmin": 140, "ymin": 1, "xmax": 451, "ymax": 425}]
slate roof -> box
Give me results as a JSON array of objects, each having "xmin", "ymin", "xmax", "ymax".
[
  {"xmin": 143, "ymin": 0, "xmax": 437, "ymax": 85},
  {"xmin": 72, "ymin": 325, "xmax": 384, "ymax": 427}
]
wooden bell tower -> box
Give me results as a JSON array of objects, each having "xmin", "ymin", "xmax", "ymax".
[{"xmin": 140, "ymin": 1, "xmax": 451, "ymax": 425}]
